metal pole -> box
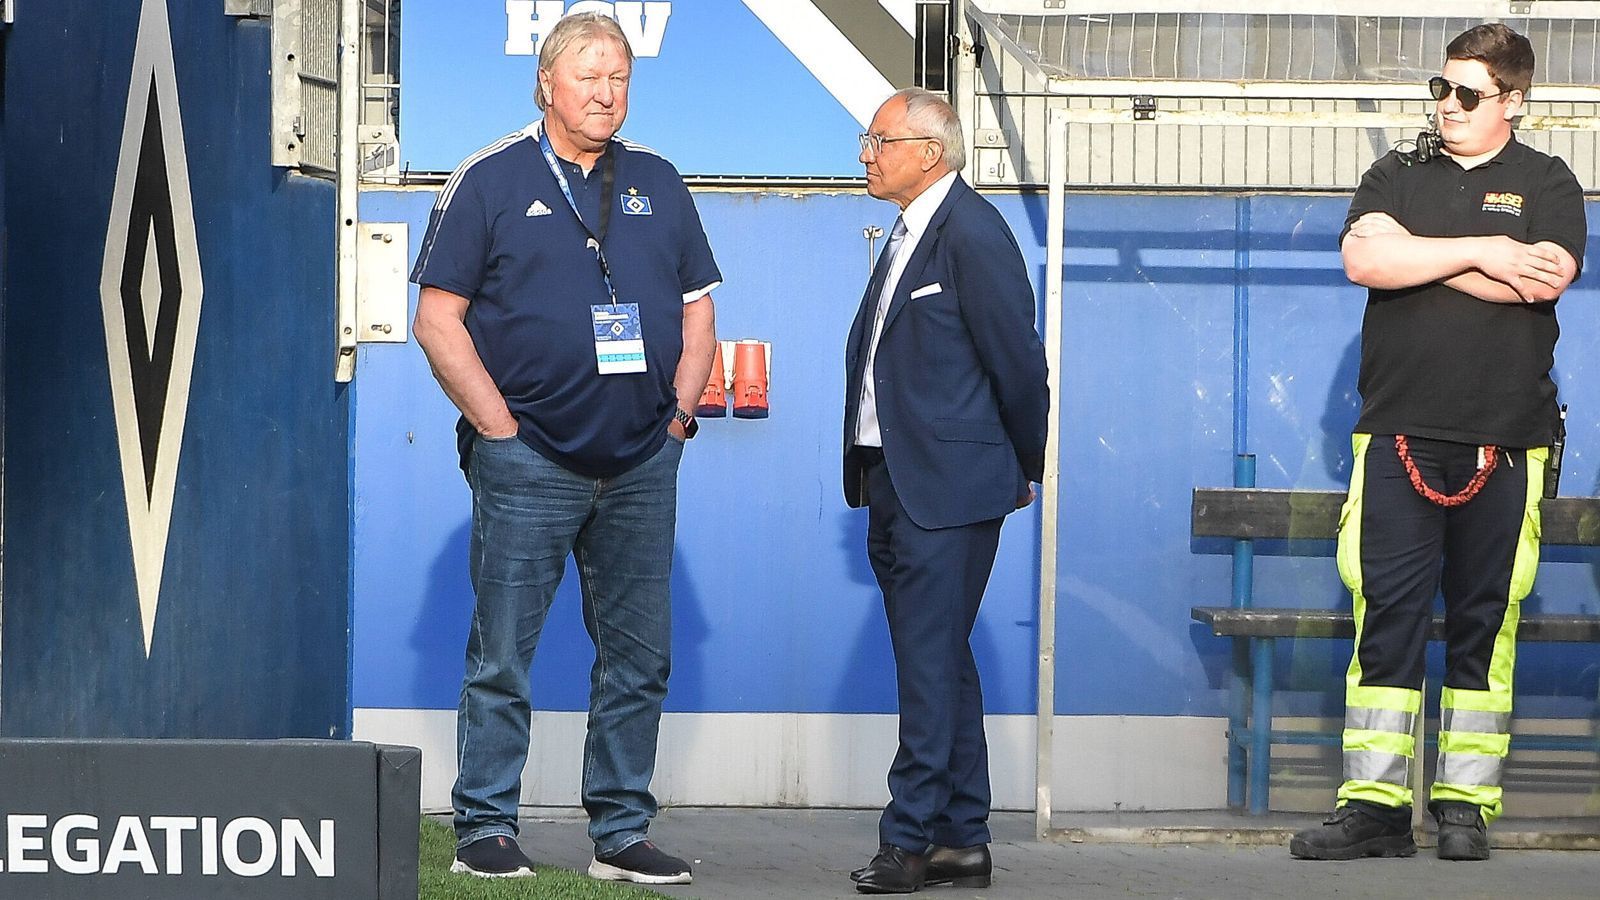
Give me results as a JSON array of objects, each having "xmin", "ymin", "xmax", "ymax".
[
  {"xmin": 1036, "ymin": 108, "xmax": 1067, "ymax": 840},
  {"xmin": 1248, "ymin": 636, "xmax": 1274, "ymax": 815},
  {"xmin": 1231, "ymin": 198, "xmax": 1258, "ymax": 811},
  {"xmin": 334, "ymin": 0, "xmax": 360, "ymax": 382},
  {"xmin": 950, "ymin": 0, "xmax": 979, "ymax": 186},
  {"xmin": 1227, "ymin": 454, "xmax": 1255, "ymax": 809}
]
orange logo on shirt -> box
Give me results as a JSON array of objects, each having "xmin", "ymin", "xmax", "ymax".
[{"xmin": 1482, "ymin": 192, "xmax": 1524, "ymax": 215}]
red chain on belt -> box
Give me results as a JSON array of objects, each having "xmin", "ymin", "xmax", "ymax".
[{"xmin": 1394, "ymin": 434, "xmax": 1497, "ymax": 507}]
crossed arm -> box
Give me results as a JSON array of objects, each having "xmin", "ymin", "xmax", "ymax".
[{"xmin": 1342, "ymin": 212, "xmax": 1578, "ymax": 303}]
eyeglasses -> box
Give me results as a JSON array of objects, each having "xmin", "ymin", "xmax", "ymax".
[
  {"xmin": 1428, "ymin": 76, "xmax": 1509, "ymax": 111},
  {"xmin": 858, "ymin": 132, "xmax": 939, "ymax": 157}
]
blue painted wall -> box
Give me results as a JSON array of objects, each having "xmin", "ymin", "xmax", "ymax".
[
  {"xmin": 4, "ymin": 4, "xmax": 1586, "ymax": 753},
  {"xmin": 401, "ymin": 0, "xmax": 875, "ymax": 176},
  {"xmin": 354, "ymin": 186, "xmax": 1600, "ymax": 721},
  {"xmin": 1, "ymin": 2, "xmax": 349, "ymax": 737}
]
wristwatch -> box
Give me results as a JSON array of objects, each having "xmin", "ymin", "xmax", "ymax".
[{"xmin": 673, "ymin": 407, "xmax": 698, "ymax": 439}]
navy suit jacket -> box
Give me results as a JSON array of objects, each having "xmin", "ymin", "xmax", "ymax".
[{"xmin": 843, "ymin": 176, "xmax": 1050, "ymax": 530}]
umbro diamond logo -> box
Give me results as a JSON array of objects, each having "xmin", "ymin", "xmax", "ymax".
[
  {"xmin": 526, "ymin": 199, "xmax": 553, "ymax": 217},
  {"xmin": 99, "ymin": 0, "xmax": 205, "ymax": 656}
]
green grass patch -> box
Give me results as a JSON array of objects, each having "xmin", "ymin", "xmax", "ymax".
[{"xmin": 419, "ymin": 819, "xmax": 671, "ymax": 900}]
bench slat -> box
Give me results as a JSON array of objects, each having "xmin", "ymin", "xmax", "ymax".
[
  {"xmin": 1193, "ymin": 488, "xmax": 1600, "ymax": 546},
  {"xmin": 1192, "ymin": 606, "xmax": 1600, "ymax": 642}
]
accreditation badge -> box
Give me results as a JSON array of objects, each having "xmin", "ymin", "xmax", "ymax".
[{"xmin": 592, "ymin": 303, "xmax": 648, "ymax": 375}]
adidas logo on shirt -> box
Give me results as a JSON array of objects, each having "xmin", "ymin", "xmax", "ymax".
[{"xmin": 526, "ymin": 199, "xmax": 553, "ymax": 217}]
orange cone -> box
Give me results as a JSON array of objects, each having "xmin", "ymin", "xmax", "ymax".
[
  {"xmin": 696, "ymin": 340, "xmax": 728, "ymax": 417},
  {"xmin": 732, "ymin": 339, "xmax": 769, "ymax": 419}
]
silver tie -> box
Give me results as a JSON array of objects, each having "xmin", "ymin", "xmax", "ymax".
[
  {"xmin": 867, "ymin": 217, "xmax": 908, "ymax": 346},
  {"xmin": 857, "ymin": 216, "xmax": 908, "ymax": 446}
]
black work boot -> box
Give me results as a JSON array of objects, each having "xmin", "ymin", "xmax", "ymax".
[
  {"xmin": 1289, "ymin": 802, "xmax": 1417, "ymax": 860},
  {"xmin": 1430, "ymin": 800, "xmax": 1491, "ymax": 861}
]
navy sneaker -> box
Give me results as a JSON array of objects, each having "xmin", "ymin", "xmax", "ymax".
[
  {"xmin": 451, "ymin": 835, "xmax": 536, "ymax": 879},
  {"xmin": 588, "ymin": 839, "xmax": 693, "ymax": 885}
]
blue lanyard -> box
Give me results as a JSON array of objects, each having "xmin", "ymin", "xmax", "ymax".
[{"xmin": 538, "ymin": 126, "xmax": 618, "ymax": 305}]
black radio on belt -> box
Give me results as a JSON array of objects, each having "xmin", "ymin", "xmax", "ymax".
[{"xmin": 1545, "ymin": 404, "xmax": 1567, "ymax": 499}]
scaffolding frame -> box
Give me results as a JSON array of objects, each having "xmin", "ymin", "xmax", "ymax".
[{"xmin": 963, "ymin": 1, "xmax": 1600, "ymax": 189}]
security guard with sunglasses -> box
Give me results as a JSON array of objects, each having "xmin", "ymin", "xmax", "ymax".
[{"xmin": 1290, "ymin": 23, "xmax": 1586, "ymax": 862}]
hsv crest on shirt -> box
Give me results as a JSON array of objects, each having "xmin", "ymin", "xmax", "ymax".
[{"xmin": 621, "ymin": 186, "xmax": 653, "ymax": 216}]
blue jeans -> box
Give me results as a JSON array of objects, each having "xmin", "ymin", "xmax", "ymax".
[{"xmin": 453, "ymin": 433, "xmax": 683, "ymax": 855}]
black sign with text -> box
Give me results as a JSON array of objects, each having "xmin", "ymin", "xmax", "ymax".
[{"xmin": 0, "ymin": 739, "xmax": 419, "ymax": 899}]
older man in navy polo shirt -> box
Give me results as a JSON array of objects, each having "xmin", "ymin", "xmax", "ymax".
[{"xmin": 410, "ymin": 12, "xmax": 719, "ymax": 886}]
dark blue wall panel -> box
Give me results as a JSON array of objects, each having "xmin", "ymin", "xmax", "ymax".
[
  {"xmin": 2, "ymin": 2, "xmax": 348, "ymax": 737},
  {"xmin": 354, "ymin": 186, "xmax": 1600, "ymax": 721}
]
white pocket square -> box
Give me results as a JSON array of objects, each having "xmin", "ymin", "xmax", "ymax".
[{"xmin": 910, "ymin": 282, "xmax": 943, "ymax": 299}]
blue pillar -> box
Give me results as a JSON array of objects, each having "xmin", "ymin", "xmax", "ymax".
[
  {"xmin": 1227, "ymin": 453, "xmax": 1256, "ymax": 809},
  {"xmin": 1226, "ymin": 198, "xmax": 1256, "ymax": 812},
  {"xmin": 1249, "ymin": 635, "xmax": 1275, "ymax": 816}
]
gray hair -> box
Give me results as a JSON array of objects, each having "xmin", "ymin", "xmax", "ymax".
[
  {"xmin": 894, "ymin": 87, "xmax": 965, "ymax": 172},
  {"xmin": 536, "ymin": 13, "xmax": 634, "ymax": 111}
]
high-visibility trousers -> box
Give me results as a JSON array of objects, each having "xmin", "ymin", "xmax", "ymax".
[{"xmin": 1335, "ymin": 433, "xmax": 1545, "ymax": 824}]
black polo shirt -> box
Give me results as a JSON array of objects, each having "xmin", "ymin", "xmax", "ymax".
[
  {"xmin": 1342, "ymin": 137, "xmax": 1587, "ymax": 448},
  {"xmin": 411, "ymin": 122, "xmax": 722, "ymax": 478}
]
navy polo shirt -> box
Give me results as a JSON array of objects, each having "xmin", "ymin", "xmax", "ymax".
[{"xmin": 411, "ymin": 121, "xmax": 722, "ymax": 477}]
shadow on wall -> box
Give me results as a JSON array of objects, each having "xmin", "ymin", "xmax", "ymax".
[
  {"xmin": 828, "ymin": 505, "xmax": 1016, "ymax": 716},
  {"xmin": 665, "ymin": 543, "xmax": 710, "ymax": 712},
  {"xmin": 833, "ymin": 507, "xmax": 896, "ymax": 714},
  {"xmin": 1320, "ymin": 337, "xmax": 1363, "ymax": 485},
  {"xmin": 417, "ymin": 523, "xmax": 714, "ymax": 715},
  {"xmin": 1027, "ymin": 227, "xmax": 1356, "ymax": 289},
  {"xmin": 416, "ymin": 519, "xmax": 474, "ymax": 711}
]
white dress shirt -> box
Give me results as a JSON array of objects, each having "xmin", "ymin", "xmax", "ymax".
[{"xmin": 856, "ymin": 170, "xmax": 959, "ymax": 448}]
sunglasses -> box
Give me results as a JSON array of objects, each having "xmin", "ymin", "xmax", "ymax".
[{"xmin": 1428, "ymin": 76, "xmax": 1509, "ymax": 111}]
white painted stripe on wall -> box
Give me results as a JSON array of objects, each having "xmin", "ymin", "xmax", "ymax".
[
  {"xmin": 354, "ymin": 709, "xmax": 1228, "ymax": 813},
  {"xmin": 879, "ymin": 0, "xmax": 915, "ymax": 36},
  {"xmin": 739, "ymin": 0, "xmax": 896, "ymax": 128}
]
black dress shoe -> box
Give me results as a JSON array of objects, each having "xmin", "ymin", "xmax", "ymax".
[
  {"xmin": 853, "ymin": 843, "xmax": 992, "ymax": 885},
  {"xmin": 926, "ymin": 843, "xmax": 991, "ymax": 887},
  {"xmin": 854, "ymin": 843, "xmax": 926, "ymax": 894}
]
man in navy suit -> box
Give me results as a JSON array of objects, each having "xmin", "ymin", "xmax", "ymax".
[{"xmin": 844, "ymin": 88, "xmax": 1049, "ymax": 895}]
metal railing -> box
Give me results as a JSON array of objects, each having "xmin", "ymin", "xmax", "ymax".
[{"xmin": 962, "ymin": 3, "xmax": 1600, "ymax": 189}]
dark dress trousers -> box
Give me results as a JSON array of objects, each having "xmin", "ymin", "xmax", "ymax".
[{"xmin": 843, "ymin": 175, "xmax": 1049, "ymax": 853}]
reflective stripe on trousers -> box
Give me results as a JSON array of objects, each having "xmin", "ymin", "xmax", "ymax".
[
  {"xmin": 1333, "ymin": 437, "xmax": 1545, "ymax": 822},
  {"xmin": 1339, "ymin": 684, "xmax": 1420, "ymax": 809}
]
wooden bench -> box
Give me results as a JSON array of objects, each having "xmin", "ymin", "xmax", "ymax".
[{"xmin": 1190, "ymin": 486, "xmax": 1600, "ymax": 815}]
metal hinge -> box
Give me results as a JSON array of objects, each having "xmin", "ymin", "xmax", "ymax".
[
  {"xmin": 1132, "ymin": 96, "xmax": 1157, "ymax": 121},
  {"xmin": 356, "ymin": 224, "xmax": 410, "ymax": 344},
  {"xmin": 1508, "ymin": 2, "xmax": 1533, "ymax": 14},
  {"xmin": 973, "ymin": 128, "xmax": 1011, "ymax": 149},
  {"xmin": 1, "ymin": 1, "xmax": 14, "ymax": 27}
]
